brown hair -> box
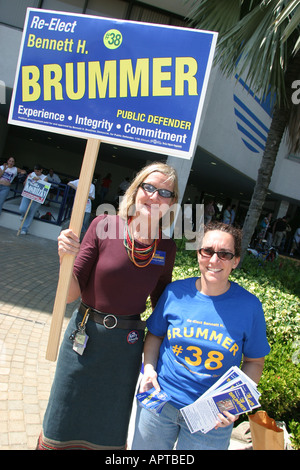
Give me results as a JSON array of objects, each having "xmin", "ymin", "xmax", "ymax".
[{"xmin": 204, "ymin": 221, "xmax": 242, "ymax": 257}]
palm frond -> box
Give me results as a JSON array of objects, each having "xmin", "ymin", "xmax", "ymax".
[
  {"xmin": 216, "ymin": 1, "xmax": 288, "ymax": 104},
  {"xmin": 185, "ymin": 0, "xmax": 242, "ymax": 33},
  {"xmin": 186, "ymin": 0, "xmax": 300, "ymax": 149},
  {"xmin": 274, "ymin": 1, "xmax": 300, "ymax": 53},
  {"xmin": 293, "ymin": 35, "xmax": 300, "ymax": 53},
  {"xmin": 187, "ymin": 0, "xmax": 300, "ymax": 107},
  {"xmin": 274, "ymin": 0, "xmax": 300, "ymax": 29}
]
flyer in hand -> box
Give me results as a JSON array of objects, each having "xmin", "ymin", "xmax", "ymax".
[
  {"xmin": 136, "ymin": 387, "xmax": 171, "ymax": 415},
  {"xmin": 180, "ymin": 366, "xmax": 261, "ymax": 434}
]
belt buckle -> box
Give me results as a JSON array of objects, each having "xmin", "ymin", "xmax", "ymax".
[{"xmin": 103, "ymin": 314, "xmax": 117, "ymax": 329}]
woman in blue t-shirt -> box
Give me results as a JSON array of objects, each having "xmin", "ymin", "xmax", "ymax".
[{"xmin": 132, "ymin": 221, "xmax": 270, "ymax": 450}]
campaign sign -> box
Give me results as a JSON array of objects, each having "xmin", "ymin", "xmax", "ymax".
[
  {"xmin": 22, "ymin": 177, "xmax": 51, "ymax": 204},
  {"xmin": 8, "ymin": 8, "xmax": 217, "ymax": 159}
]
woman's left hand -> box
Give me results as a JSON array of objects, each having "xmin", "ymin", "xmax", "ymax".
[{"xmin": 215, "ymin": 411, "xmax": 237, "ymax": 429}]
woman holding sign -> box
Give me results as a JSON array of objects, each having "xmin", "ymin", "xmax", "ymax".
[
  {"xmin": 37, "ymin": 162, "xmax": 178, "ymax": 450},
  {"xmin": 132, "ymin": 221, "xmax": 270, "ymax": 450}
]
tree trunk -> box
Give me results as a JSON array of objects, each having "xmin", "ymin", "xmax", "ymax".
[
  {"xmin": 239, "ymin": 51, "xmax": 300, "ymax": 264},
  {"xmin": 240, "ymin": 103, "xmax": 289, "ymax": 263}
]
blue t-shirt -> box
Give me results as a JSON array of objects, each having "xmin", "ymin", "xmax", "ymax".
[{"xmin": 147, "ymin": 278, "xmax": 270, "ymax": 409}]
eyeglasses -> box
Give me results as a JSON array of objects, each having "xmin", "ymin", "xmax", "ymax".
[
  {"xmin": 140, "ymin": 182, "xmax": 175, "ymax": 199},
  {"xmin": 199, "ymin": 248, "xmax": 235, "ymax": 261}
]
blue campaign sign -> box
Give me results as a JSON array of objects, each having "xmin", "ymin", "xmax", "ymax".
[{"xmin": 8, "ymin": 8, "xmax": 217, "ymax": 159}]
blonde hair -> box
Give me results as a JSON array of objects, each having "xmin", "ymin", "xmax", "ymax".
[{"xmin": 118, "ymin": 161, "xmax": 179, "ymax": 227}]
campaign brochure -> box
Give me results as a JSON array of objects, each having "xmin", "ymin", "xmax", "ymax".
[
  {"xmin": 136, "ymin": 387, "xmax": 171, "ymax": 414},
  {"xmin": 180, "ymin": 366, "xmax": 261, "ymax": 434}
]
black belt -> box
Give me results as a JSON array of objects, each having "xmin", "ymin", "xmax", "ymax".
[{"xmin": 79, "ymin": 302, "xmax": 146, "ymax": 330}]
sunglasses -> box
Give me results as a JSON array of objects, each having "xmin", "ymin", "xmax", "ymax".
[
  {"xmin": 199, "ymin": 248, "xmax": 235, "ymax": 261},
  {"xmin": 140, "ymin": 182, "xmax": 175, "ymax": 199}
]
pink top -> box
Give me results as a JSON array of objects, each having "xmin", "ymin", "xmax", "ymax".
[{"xmin": 73, "ymin": 215, "xmax": 176, "ymax": 316}]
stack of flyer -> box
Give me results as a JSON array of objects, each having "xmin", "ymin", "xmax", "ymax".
[{"xmin": 180, "ymin": 366, "xmax": 261, "ymax": 434}]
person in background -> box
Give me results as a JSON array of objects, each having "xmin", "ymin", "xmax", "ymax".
[
  {"xmin": 46, "ymin": 168, "xmax": 61, "ymax": 185},
  {"xmin": 222, "ymin": 204, "xmax": 231, "ymax": 224},
  {"xmin": 99, "ymin": 172, "xmax": 112, "ymax": 203},
  {"xmin": 0, "ymin": 157, "xmax": 26, "ymax": 214},
  {"xmin": 257, "ymin": 212, "xmax": 272, "ymax": 246},
  {"xmin": 118, "ymin": 177, "xmax": 130, "ymax": 196},
  {"xmin": 272, "ymin": 215, "xmax": 291, "ymax": 250},
  {"xmin": 18, "ymin": 164, "xmax": 48, "ymax": 234},
  {"xmin": 37, "ymin": 162, "xmax": 179, "ymax": 450},
  {"xmin": 68, "ymin": 179, "xmax": 95, "ymax": 236},
  {"xmin": 204, "ymin": 200, "xmax": 215, "ymax": 225},
  {"xmin": 132, "ymin": 221, "xmax": 270, "ymax": 450},
  {"xmin": 183, "ymin": 198, "xmax": 193, "ymax": 235},
  {"xmin": 45, "ymin": 168, "xmax": 61, "ymax": 206},
  {"xmin": 230, "ymin": 204, "xmax": 236, "ymax": 225},
  {"xmin": 290, "ymin": 227, "xmax": 300, "ymax": 257}
]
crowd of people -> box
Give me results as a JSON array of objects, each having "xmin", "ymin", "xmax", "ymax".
[
  {"xmin": 1, "ymin": 155, "xmax": 299, "ymax": 255},
  {"xmin": 204, "ymin": 200, "xmax": 236, "ymax": 226},
  {"xmin": 201, "ymin": 199, "xmax": 299, "ymax": 257},
  {"xmin": 255, "ymin": 212, "xmax": 300, "ymax": 256},
  {"xmin": 0, "ymin": 160, "xmax": 113, "ymax": 236}
]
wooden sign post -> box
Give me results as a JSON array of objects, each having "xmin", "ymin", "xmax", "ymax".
[
  {"xmin": 46, "ymin": 138, "xmax": 100, "ymax": 362},
  {"xmin": 17, "ymin": 199, "xmax": 33, "ymax": 236}
]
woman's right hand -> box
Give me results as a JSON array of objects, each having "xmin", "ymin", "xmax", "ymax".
[{"xmin": 58, "ymin": 229, "xmax": 80, "ymax": 261}]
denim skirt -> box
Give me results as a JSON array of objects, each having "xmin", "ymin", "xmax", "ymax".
[{"xmin": 38, "ymin": 309, "xmax": 144, "ymax": 450}]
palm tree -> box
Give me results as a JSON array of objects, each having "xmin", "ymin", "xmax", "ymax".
[{"xmin": 186, "ymin": 0, "xmax": 300, "ymax": 262}]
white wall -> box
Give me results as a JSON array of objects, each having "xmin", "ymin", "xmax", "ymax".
[
  {"xmin": 0, "ymin": 25, "xmax": 22, "ymax": 88},
  {"xmin": 198, "ymin": 66, "xmax": 300, "ymax": 201}
]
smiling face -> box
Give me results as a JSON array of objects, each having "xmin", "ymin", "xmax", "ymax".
[
  {"xmin": 197, "ymin": 229, "xmax": 240, "ymax": 295},
  {"xmin": 134, "ymin": 171, "xmax": 175, "ymax": 222},
  {"xmin": 7, "ymin": 157, "xmax": 15, "ymax": 168}
]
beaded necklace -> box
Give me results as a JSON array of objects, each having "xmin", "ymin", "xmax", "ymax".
[{"xmin": 123, "ymin": 217, "xmax": 161, "ymax": 268}]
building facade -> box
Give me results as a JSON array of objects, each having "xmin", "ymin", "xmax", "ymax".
[{"xmin": 0, "ymin": 0, "xmax": 299, "ymax": 233}]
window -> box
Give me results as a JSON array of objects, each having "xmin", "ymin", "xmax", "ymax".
[
  {"xmin": 129, "ymin": 4, "xmax": 170, "ymax": 24},
  {"xmin": 85, "ymin": 0, "xmax": 128, "ymax": 19},
  {"xmin": 0, "ymin": 0, "xmax": 187, "ymax": 30},
  {"xmin": 0, "ymin": 0, "xmax": 40, "ymax": 29},
  {"xmin": 41, "ymin": 0, "xmax": 85, "ymax": 14}
]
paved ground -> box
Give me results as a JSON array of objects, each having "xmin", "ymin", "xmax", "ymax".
[
  {"xmin": 0, "ymin": 225, "xmax": 252, "ymax": 450},
  {"xmin": 0, "ymin": 225, "xmax": 78, "ymax": 450}
]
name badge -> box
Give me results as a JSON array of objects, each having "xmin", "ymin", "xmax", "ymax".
[{"xmin": 151, "ymin": 250, "xmax": 166, "ymax": 266}]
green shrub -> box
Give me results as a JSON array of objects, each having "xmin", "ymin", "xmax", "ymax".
[
  {"xmin": 232, "ymin": 256, "xmax": 300, "ymax": 345},
  {"xmin": 258, "ymin": 341, "xmax": 300, "ymax": 422},
  {"xmin": 289, "ymin": 420, "xmax": 300, "ymax": 450}
]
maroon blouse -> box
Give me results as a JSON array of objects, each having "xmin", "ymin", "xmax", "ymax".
[{"xmin": 73, "ymin": 215, "xmax": 176, "ymax": 316}]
